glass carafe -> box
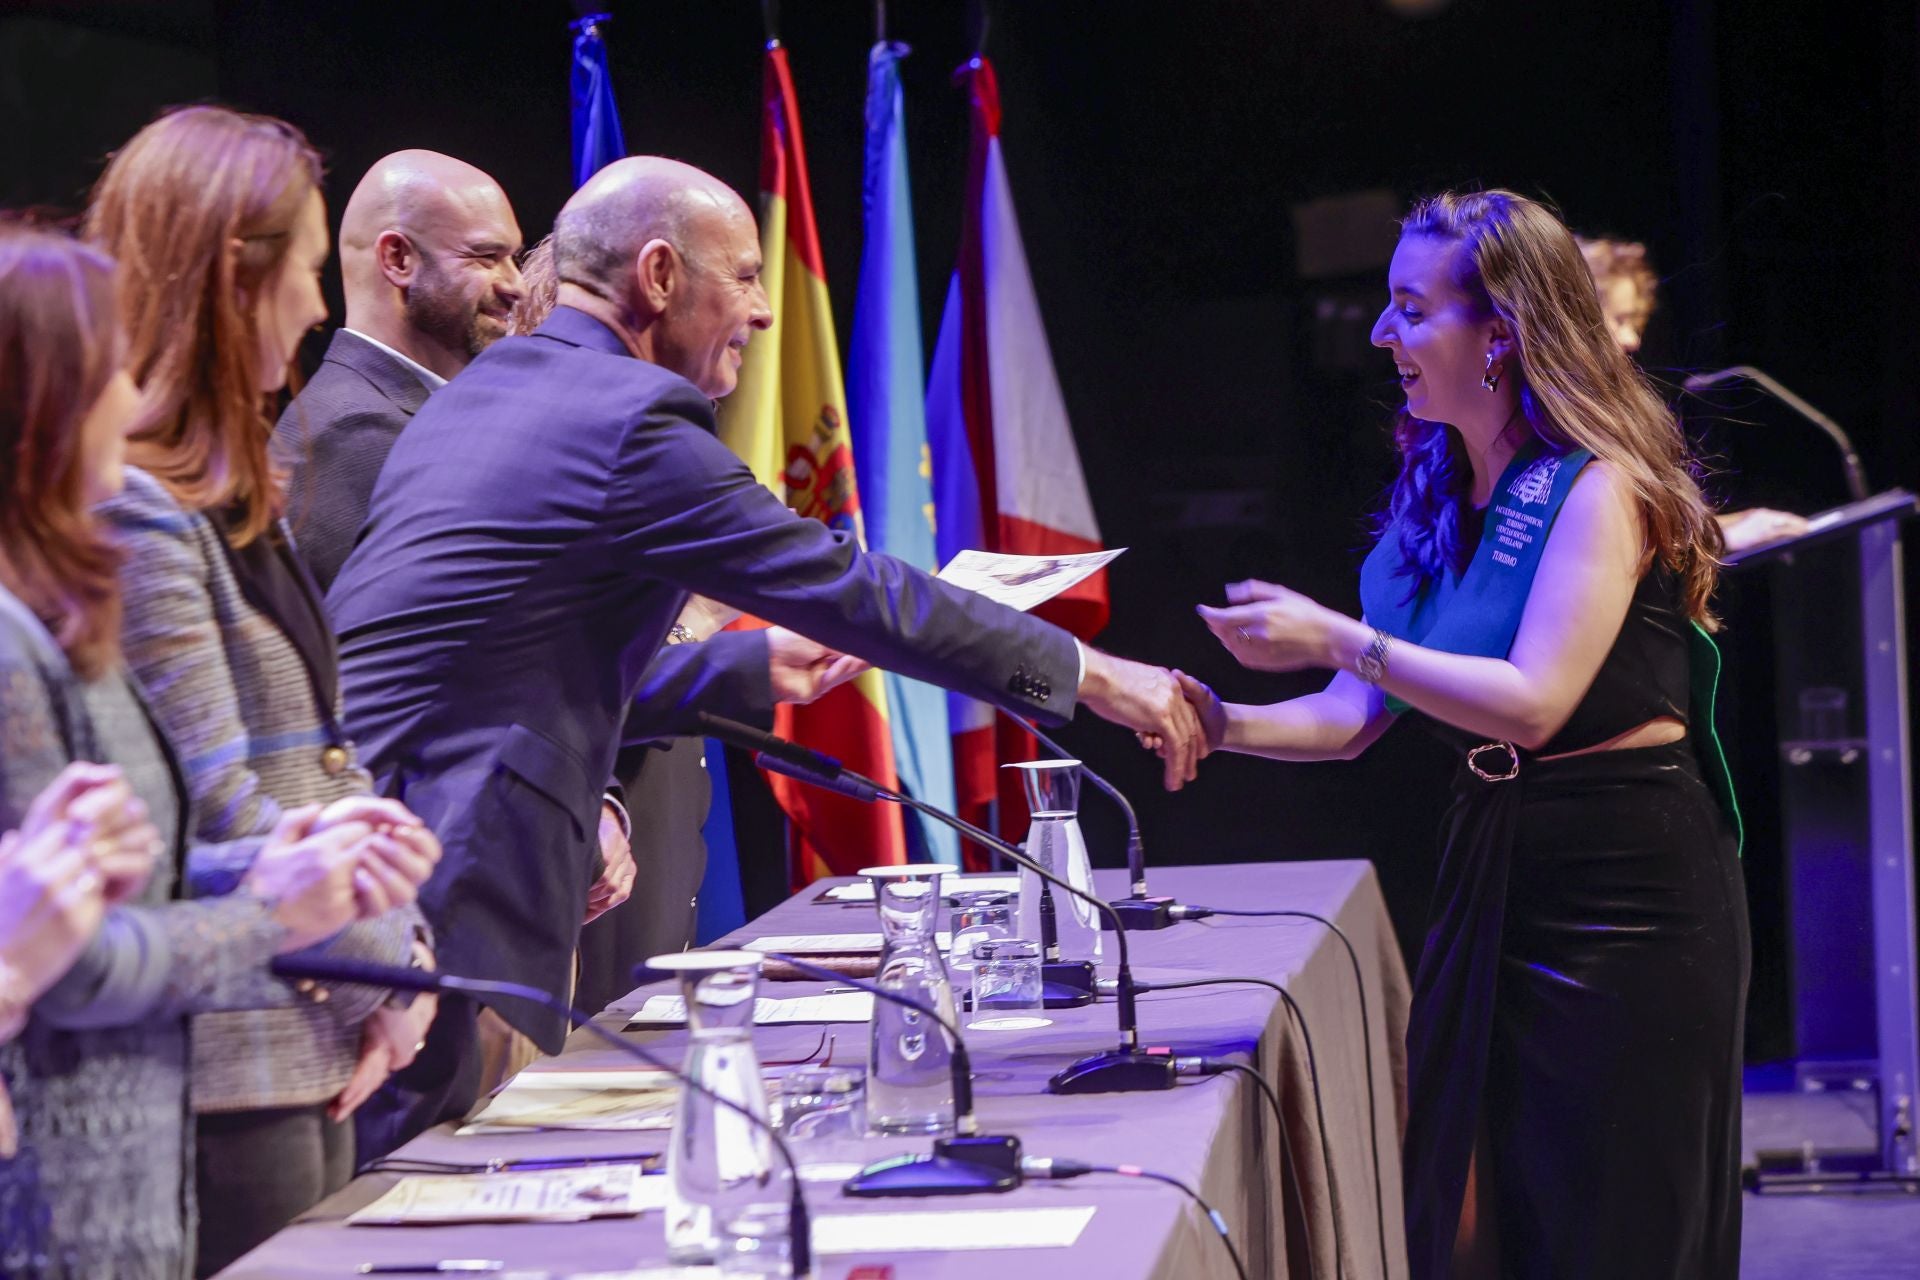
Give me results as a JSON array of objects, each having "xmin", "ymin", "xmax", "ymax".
[
  {"xmin": 1005, "ymin": 759, "xmax": 1102, "ymax": 966},
  {"xmin": 860, "ymin": 864, "xmax": 959, "ymax": 1135},
  {"xmin": 656, "ymin": 950, "xmax": 784, "ymax": 1265}
]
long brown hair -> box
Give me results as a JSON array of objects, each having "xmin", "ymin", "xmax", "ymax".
[
  {"xmin": 0, "ymin": 224, "xmax": 125, "ymax": 677},
  {"xmin": 85, "ymin": 105, "xmax": 322, "ymax": 547},
  {"xmin": 1382, "ymin": 190, "xmax": 1723, "ymax": 626}
]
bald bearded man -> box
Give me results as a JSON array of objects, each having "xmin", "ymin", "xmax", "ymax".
[
  {"xmin": 330, "ymin": 158, "xmax": 1205, "ymax": 1154},
  {"xmin": 274, "ymin": 150, "xmax": 526, "ymax": 589}
]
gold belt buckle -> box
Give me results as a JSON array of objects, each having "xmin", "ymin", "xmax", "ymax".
[{"xmin": 1467, "ymin": 741, "xmax": 1520, "ymax": 782}]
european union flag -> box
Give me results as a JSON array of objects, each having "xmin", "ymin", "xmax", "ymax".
[{"xmin": 570, "ymin": 13, "xmax": 626, "ymax": 188}]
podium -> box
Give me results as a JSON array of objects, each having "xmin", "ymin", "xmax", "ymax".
[{"xmin": 1728, "ymin": 489, "xmax": 1920, "ymax": 1191}]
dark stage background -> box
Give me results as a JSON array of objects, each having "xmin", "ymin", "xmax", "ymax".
[{"xmin": 8, "ymin": 0, "xmax": 1919, "ymax": 1064}]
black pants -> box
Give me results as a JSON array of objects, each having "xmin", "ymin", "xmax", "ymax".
[
  {"xmin": 1403, "ymin": 740, "xmax": 1750, "ymax": 1280},
  {"xmin": 351, "ymin": 993, "xmax": 484, "ymax": 1168},
  {"xmin": 193, "ymin": 1104, "xmax": 353, "ymax": 1277}
]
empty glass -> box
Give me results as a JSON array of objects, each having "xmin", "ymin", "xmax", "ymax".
[
  {"xmin": 967, "ymin": 939, "xmax": 1049, "ymax": 1031},
  {"xmin": 776, "ymin": 1066, "xmax": 865, "ymax": 1142},
  {"xmin": 717, "ymin": 1201, "xmax": 794, "ymax": 1278},
  {"xmin": 947, "ymin": 896, "xmax": 1015, "ymax": 981}
]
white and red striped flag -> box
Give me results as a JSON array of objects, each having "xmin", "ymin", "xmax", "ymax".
[{"xmin": 926, "ymin": 55, "xmax": 1109, "ymax": 845}]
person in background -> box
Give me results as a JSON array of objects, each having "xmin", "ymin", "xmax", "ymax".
[
  {"xmin": 0, "ymin": 219, "xmax": 394, "ymax": 1280},
  {"xmin": 1578, "ymin": 234, "xmax": 1809, "ymax": 554},
  {"xmin": 85, "ymin": 107, "xmax": 442, "ymax": 1274},
  {"xmin": 1171, "ymin": 192, "xmax": 1748, "ymax": 1277}
]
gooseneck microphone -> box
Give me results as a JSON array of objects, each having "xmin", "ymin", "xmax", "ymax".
[
  {"xmin": 1013, "ymin": 715, "xmax": 1149, "ymax": 900},
  {"xmin": 696, "ymin": 712, "xmax": 1173, "ymax": 1094},
  {"xmin": 268, "ymin": 956, "xmax": 813, "ymax": 1276},
  {"xmin": 757, "ymin": 951, "xmax": 1025, "ymax": 1197},
  {"xmin": 1682, "ymin": 364, "xmax": 1870, "ymax": 501}
]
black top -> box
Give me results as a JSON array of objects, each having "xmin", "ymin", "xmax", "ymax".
[{"xmin": 1416, "ymin": 562, "xmax": 1691, "ymax": 757}]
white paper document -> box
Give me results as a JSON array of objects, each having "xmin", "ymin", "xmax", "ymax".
[
  {"xmin": 937, "ymin": 548, "xmax": 1126, "ymax": 613},
  {"xmin": 813, "ymin": 1205, "xmax": 1098, "ymax": 1253},
  {"xmin": 745, "ymin": 931, "xmax": 952, "ymax": 954},
  {"xmin": 626, "ymin": 991, "xmax": 874, "ymax": 1027},
  {"xmin": 822, "ymin": 873, "xmax": 1021, "ymax": 903},
  {"xmin": 458, "ymin": 1069, "xmax": 682, "ymax": 1134},
  {"xmin": 347, "ymin": 1163, "xmax": 664, "ymax": 1226}
]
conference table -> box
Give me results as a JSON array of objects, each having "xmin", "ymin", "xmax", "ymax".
[{"xmin": 218, "ymin": 862, "xmax": 1411, "ymax": 1279}]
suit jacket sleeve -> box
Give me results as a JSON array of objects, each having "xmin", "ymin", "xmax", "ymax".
[
  {"xmin": 622, "ymin": 630, "xmax": 774, "ymax": 744},
  {"xmin": 281, "ymin": 407, "xmax": 398, "ymax": 593},
  {"xmin": 606, "ymin": 390, "xmax": 1081, "ymax": 724}
]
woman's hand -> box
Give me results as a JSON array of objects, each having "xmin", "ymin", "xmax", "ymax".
[
  {"xmin": 329, "ymin": 942, "xmax": 438, "ymax": 1121},
  {"xmin": 1198, "ymin": 580, "xmax": 1360, "ymax": 673},
  {"xmin": 244, "ymin": 805, "xmax": 375, "ymax": 953},
  {"xmin": 310, "ymin": 797, "xmax": 442, "ymax": 918},
  {"xmin": 0, "ymin": 821, "xmax": 109, "ymax": 1007},
  {"xmin": 1135, "ymin": 670, "xmax": 1228, "ymax": 758},
  {"xmin": 19, "ymin": 762, "xmax": 158, "ymax": 906}
]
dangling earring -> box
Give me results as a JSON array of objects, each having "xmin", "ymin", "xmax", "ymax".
[{"xmin": 1481, "ymin": 351, "xmax": 1501, "ymax": 392}]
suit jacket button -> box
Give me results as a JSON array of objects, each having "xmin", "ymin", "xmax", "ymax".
[{"xmin": 320, "ymin": 745, "xmax": 349, "ymax": 776}]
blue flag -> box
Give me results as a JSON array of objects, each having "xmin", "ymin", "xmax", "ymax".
[
  {"xmin": 570, "ymin": 13, "xmax": 627, "ymax": 188},
  {"xmin": 848, "ymin": 42, "xmax": 958, "ymax": 864}
]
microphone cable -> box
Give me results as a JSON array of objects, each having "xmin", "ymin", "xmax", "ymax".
[
  {"xmin": 1136, "ymin": 975, "xmax": 1349, "ymax": 1280},
  {"xmin": 1021, "ymin": 1158, "xmax": 1250, "ymax": 1280},
  {"xmin": 1174, "ymin": 905, "xmax": 1387, "ymax": 1280}
]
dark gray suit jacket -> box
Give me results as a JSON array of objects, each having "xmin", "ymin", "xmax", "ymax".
[
  {"xmin": 274, "ymin": 328, "xmax": 429, "ymax": 593},
  {"xmin": 328, "ymin": 307, "xmax": 1081, "ymax": 1050}
]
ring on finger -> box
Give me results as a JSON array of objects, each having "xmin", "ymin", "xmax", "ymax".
[{"xmin": 1235, "ymin": 626, "xmax": 1251, "ymax": 644}]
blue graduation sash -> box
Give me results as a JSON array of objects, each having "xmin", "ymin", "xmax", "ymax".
[{"xmin": 1357, "ymin": 442, "xmax": 1742, "ymax": 849}]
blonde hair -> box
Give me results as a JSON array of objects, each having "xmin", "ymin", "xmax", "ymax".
[
  {"xmin": 1577, "ymin": 235, "xmax": 1659, "ymax": 306},
  {"xmin": 507, "ymin": 234, "xmax": 558, "ymax": 336},
  {"xmin": 1385, "ymin": 191, "xmax": 1722, "ymax": 626}
]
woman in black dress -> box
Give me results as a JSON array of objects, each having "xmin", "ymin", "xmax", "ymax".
[{"xmin": 1169, "ymin": 190, "xmax": 1748, "ymax": 1278}]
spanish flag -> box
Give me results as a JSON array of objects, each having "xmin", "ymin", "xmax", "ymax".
[{"xmin": 717, "ymin": 41, "xmax": 908, "ymax": 884}]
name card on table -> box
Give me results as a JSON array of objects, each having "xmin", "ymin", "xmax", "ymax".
[
  {"xmin": 820, "ymin": 874, "xmax": 1020, "ymax": 904},
  {"xmin": 347, "ymin": 1163, "xmax": 663, "ymax": 1226},
  {"xmin": 626, "ymin": 991, "xmax": 874, "ymax": 1027},
  {"xmin": 745, "ymin": 932, "xmax": 953, "ymax": 954}
]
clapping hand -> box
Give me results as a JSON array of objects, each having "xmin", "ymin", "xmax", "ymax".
[
  {"xmin": 1199, "ymin": 579, "xmax": 1350, "ymax": 673},
  {"xmin": 309, "ymin": 796, "xmax": 443, "ymax": 918},
  {"xmin": 21, "ymin": 762, "xmax": 159, "ymax": 906}
]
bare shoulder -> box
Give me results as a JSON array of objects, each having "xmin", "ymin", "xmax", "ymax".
[{"xmin": 1550, "ymin": 459, "xmax": 1644, "ymax": 568}]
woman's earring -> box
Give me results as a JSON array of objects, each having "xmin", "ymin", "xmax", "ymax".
[{"xmin": 1481, "ymin": 352, "xmax": 1501, "ymax": 393}]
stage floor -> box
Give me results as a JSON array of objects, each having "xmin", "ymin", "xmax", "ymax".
[{"xmin": 1742, "ymin": 1079, "xmax": 1920, "ymax": 1278}]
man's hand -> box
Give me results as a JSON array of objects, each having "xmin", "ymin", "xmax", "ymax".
[
  {"xmin": 584, "ymin": 802, "xmax": 635, "ymax": 925},
  {"xmin": 1077, "ymin": 648, "xmax": 1207, "ymax": 790},
  {"xmin": 330, "ymin": 941, "xmax": 438, "ymax": 1121},
  {"xmin": 766, "ymin": 627, "xmax": 870, "ymax": 705}
]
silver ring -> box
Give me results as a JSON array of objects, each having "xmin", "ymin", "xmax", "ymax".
[{"xmin": 1235, "ymin": 626, "xmax": 1251, "ymax": 644}]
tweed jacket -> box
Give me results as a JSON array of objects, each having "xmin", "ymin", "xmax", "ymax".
[
  {"xmin": 0, "ymin": 583, "xmax": 293, "ymax": 1279},
  {"xmin": 98, "ymin": 467, "xmax": 422, "ymax": 1112}
]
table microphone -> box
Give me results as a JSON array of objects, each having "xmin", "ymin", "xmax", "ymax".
[
  {"xmin": 1682, "ymin": 364, "xmax": 1870, "ymax": 502},
  {"xmin": 751, "ymin": 952, "xmax": 1021, "ymax": 1197},
  {"xmin": 696, "ymin": 711, "xmax": 1176, "ymax": 1094},
  {"xmin": 268, "ymin": 955, "xmax": 813, "ymax": 1276}
]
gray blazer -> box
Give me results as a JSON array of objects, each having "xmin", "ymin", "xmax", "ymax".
[
  {"xmin": 272, "ymin": 328, "xmax": 430, "ymax": 593},
  {"xmin": 98, "ymin": 468, "xmax": 421, "ymax": 1112},
  {"xmin": 0, "ymin": 584, "xmax": 293, "ymax": 1279}
]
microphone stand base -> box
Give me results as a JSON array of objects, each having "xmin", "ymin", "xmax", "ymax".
[
  {"xmin": 1041, "ymin": 959, "xmax": 1097, "ymax": 1009},
  {"xmin": 844, "ymin": 1153, "xmax": 1021, "ymax": 1197},
  {"xmin": 1048, "ymin": 1049, "xmax": 1180, "ymax": 1094},
  {"xmin": 1105, "ymin": 896, "xmax": 1180, "ymax": 931}
]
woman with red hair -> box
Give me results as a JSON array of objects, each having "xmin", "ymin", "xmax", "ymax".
[{"xmin": 87, "ymin": 106, "xmax": 444, "ymax": 1272}]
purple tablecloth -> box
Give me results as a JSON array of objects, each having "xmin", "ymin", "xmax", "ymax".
[{"xmin": 217, "ymin": 862, "xmax": 1410, "ymax": 1279}]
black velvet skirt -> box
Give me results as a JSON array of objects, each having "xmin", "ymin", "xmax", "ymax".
[{"xmin": 1402, "ymin": 737, "xmax": 1749, "ymax": 1280}]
